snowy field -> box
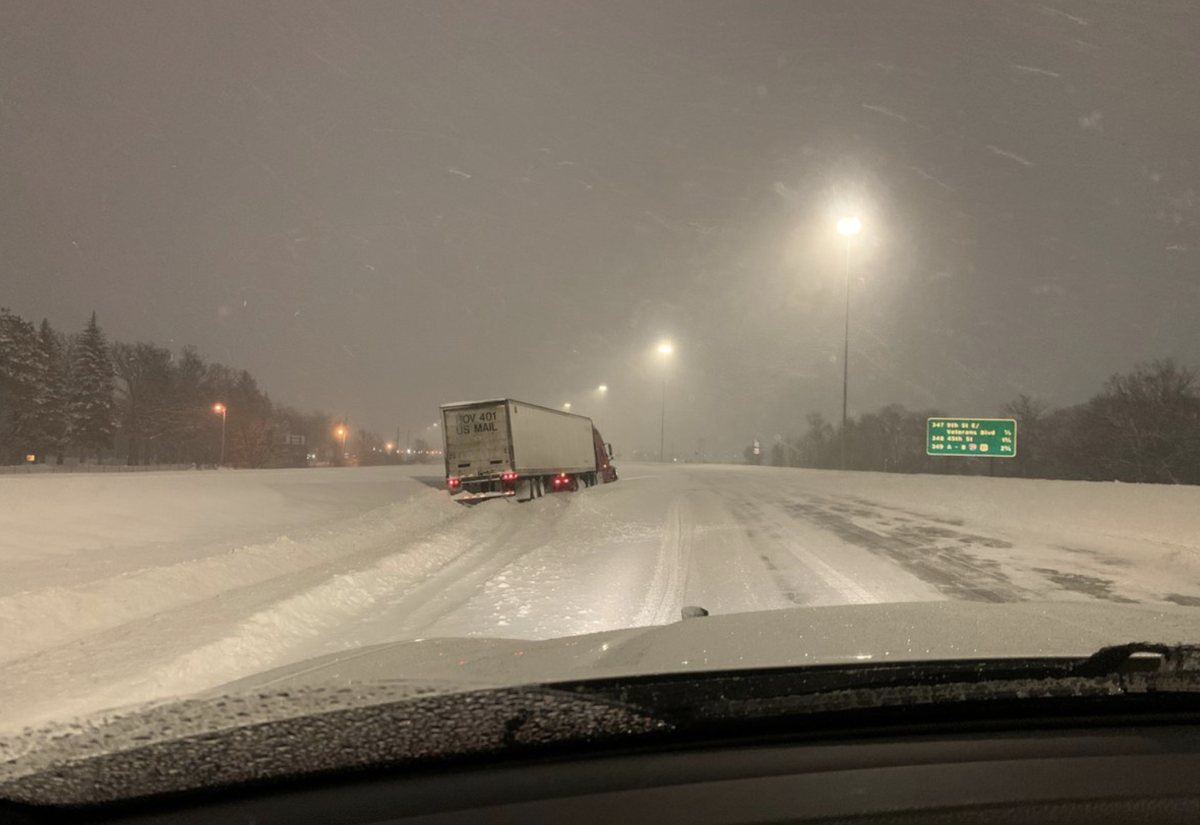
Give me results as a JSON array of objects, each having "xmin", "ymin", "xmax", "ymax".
[{"xmin": 3, "ymin": 462, "xmax": 1200, "ymax": 731}]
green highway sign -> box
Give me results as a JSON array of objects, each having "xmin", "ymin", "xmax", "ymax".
[{"xmin": 926, "ymin": 418, "xmax": 1016, "ymax": 457}]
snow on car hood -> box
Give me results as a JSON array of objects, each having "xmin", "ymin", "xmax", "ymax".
[
  {"xmin": 215, "ymin": 600, "xmax": 1200, "ymax": 694},
  {"xmin": 3, "ymin": 600, "xmax": 1197, "ymax": 803}
]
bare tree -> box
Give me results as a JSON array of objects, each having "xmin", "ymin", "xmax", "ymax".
[{"xmin": 1001, "ymin": 393, "xmax": 1050, "ymax": 477}]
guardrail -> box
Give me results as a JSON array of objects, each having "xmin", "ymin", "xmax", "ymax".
[{"xmin": 0, "ymin": 463, "xmax": 201, "ymax": 475}]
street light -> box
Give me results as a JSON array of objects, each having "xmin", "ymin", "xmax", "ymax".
[
  {"xmin": 335, "ymin": 424, "xmax": 347, "ymax": 461},
  {"xmin": 598, "ymin": 385, "xmax": 608, "ymax": 394},
  {"xmin": 563, "ymin": 402, "xmax": 572, "ymax": 410},
  {"xmin": 836, "ymin": 215, "xmax": 861, "ymax": 470},
  {"xmin": 656, "ymin": 341, "xmax": 673, "ymax": 462},
  {"xmin": 836, "ymin": 216, "xmax": 862, "ymax": 237},
  {"xmin": 212, "ymin": 403, "xmax": 226, "ymax": 467}
]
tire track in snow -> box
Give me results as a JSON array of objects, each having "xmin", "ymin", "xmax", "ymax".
[
  {"xmin": 715, "ymin": 473, "xmax": 948, "ymax": 607},
  {"xmin": 634, "ymin": 498, "xmax": 695, "ymax": 627},
  {"xmin": 779, "ymin": 496, "xmax": 1024, "ymax": 603},
  {"xmin": 364, "ymin": 499, "xmax": 567, "ymax": 640},
  {"xmin": 678, "ymin": 481, "xmax": 797, "ymax": 617},
  {"xmin": 732, "ymin": 494, "xmax": 878, "ymax": 606}
]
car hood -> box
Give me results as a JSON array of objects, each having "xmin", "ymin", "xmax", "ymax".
[
  {"xmin": 4, "ymin": 601, "xmax": 1198, "ymax": 805},
  {"xmin": 214, "ymin": 600, "xmax": 1200, "ymax": 695}
]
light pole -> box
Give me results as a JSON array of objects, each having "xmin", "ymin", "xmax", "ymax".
[
  {"xmin": 836, "ymin": 215, "xmax": 861, "ymax": 471},
  {"xmin": 212, "ymin": 403, "xmax": 226, "ymax": 468},
  {"xmin": 657, "ymin": 341, "xmax": 673, "ymax": 462},
  {"xmin": 335, "ymin": 424, "xmax": 347, "ymax": 463}
]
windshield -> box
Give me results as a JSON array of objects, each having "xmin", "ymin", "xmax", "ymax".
[{"xmin": 1, "ymin": 0, "xmax": 1199, "ymax": 753}]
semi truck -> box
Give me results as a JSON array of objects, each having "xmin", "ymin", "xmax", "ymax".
[{"xmin": 440, "ymin": 399, "xmax": 617, "ymax": 501}]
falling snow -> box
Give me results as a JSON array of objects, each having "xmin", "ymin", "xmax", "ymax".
[{"xmin": 986, "ymin": 145, "xmax": 1035, "ymax": 168}]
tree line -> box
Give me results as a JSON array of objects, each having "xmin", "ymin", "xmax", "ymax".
[
  {"xmin": 0, "ymin": 308, "xmax": 381, "ymax": 468},
  {"xmin": 766, "ymin": 358, "xmax": 1200, "ymax": 485}
]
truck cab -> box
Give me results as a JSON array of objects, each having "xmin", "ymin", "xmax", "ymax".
[{"xmin": 593, "ymin": 426, "xmax": 618, "ymax": 484}]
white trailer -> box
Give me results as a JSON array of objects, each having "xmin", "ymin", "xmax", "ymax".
[{"xmin": 441, "ymin": 399, "xmax": 617, "ymax": 501}]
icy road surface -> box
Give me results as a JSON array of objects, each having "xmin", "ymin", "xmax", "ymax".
[{"xmin": 3, "ymin": 463, "xmax": 1200, "ymax": 730}]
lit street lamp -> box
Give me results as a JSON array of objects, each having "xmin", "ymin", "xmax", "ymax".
[
  {"xmin": 563, "ymin": 402, "xmax": 572, "ymax": 411},
  {"xmin": 598, "ymin": 384, "xmax": 608, "ymax": 394},
  {"xmin": 836, "ymin": 215, "xmax": 861, "ymax": 471},
  {"xmin": 335, "ymin": 424, "xmax": 348, "ymax": 461},
  {"xmin": 657, "ymin": 341, "xmax": 673, "ymax": 462},
  {"xmin": 212, "ymin": 403, "xmax": 226, "ymax": 467}
]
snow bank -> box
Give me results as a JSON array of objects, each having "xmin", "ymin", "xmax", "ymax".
[{"xmin": 0, "ymin": 467, "xmax": 453, "ymax": 663}]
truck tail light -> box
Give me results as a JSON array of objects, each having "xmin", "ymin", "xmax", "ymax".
[
  {"xmin": 447, "ymin": 477, "xmax": 461, "ymax": 489},
  {"xmin": 501, "ymin": 472, "xmax": 517, "ymax": 481}
]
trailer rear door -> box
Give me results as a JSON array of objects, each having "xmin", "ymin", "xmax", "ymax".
[{"xmin": 442, "ymin": 402, "xmax": 511, "ymax": 479}]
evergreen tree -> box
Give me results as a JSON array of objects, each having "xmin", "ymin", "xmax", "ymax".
[
  {"xmin": 113, "ymin": 341, "xmax": 174, "ymax": 465},
  {"xmin": 0, "ymin": 308, "xmax": 41, "ymax": 463},
  {"xmin": 32, "ymin": 320, "xmax": 71, "ymax": 463},
  {"xmin": 69, "ymin": 312, "xmax": 115, "ymax": 461},
  {"xmin": 165, "ymin": 347, "xmax": 211, "ymax": 465}
]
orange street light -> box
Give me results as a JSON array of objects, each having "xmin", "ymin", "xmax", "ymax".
[{"xmin": 212, "ymin": 403, "xmax": 227, "ymax": 467}]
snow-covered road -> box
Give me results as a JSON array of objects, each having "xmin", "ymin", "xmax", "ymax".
[{"xmin": 3, "ymin": 463, "xmax": 1200, "ymax": 731}]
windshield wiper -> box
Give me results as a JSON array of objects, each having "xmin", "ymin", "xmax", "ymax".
[
  {"xmin": 550, "ymin": 643, "xmax": 1200, "ymax": 728},
  {"xmin": 1070, "ymin": 642, "xmax": 1200, "ymax": 678}
]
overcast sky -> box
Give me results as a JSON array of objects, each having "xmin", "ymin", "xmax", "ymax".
[{"xmin": 2, "ymin": 1, "xmax": 1197, "ymax": 459}]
